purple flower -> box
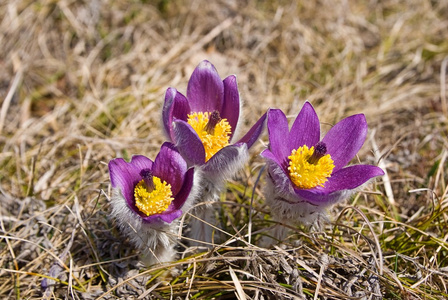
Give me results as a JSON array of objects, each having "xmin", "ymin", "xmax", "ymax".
[
  {"xmin": 108, "ymin": 142, "xmax": 199, "ymax": 264},
  {"xmin": 109, "ymin": 142, "xmax": 194, "ymax": 224},
  {"xmin": 261, "ymin": 102, "xmax": 384, "ymax": 224},
  {"xmin": 162, "ymin": 60, "xmax": 267, "ymax": 246},
  {"xmin": 162, "ymin": 60, "xmax": 266, "ymax": 176}
]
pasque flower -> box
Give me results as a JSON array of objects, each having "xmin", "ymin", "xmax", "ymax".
[
  {"xmin": 108, "ymin": 142, "xmax": 198, "ymax": 264},
  {"xmin": 162, "ymin": 60, "xmax": 266, "ymax": 179},
  {"xmin": 162, "ymin": 60, "xmax": 267, "ymax": 246},
  {"xmin": 261, "ymin": 102, "xmax": 384, "ymax": 231}
]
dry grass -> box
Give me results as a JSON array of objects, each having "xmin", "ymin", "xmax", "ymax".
[{"xmin": 1, "ymin": 0, "xmax": 448, "ymax": 299}]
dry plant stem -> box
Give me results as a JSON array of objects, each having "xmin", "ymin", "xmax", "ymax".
[
  {"xmin": 0, "ymin": 68, "xmax": 22, "ymax": 135},
  {"xmin": 258, "ymin": 223, "xmax": 288, "ymax": 248},
  {"xmin": 188, "ymin": 177, "xmax": 224, "ymax": 248},
  {"xmin": 41, "ymin": 226, "xmax": 77, "ymax": 297},
  {"xmin": 370, "ymin": 129, "xmax": 396, "ymax": 207},
  {"xmin": 248, "ymin": 165, "xmax": 266, "ymax": 245},
  {"xmin": 187, "ymin": 146, "xmax": 249, "ymax": 247},
  {"xmin": 441, "ymin": 56, "xmax": 448, "ymax": 116}
]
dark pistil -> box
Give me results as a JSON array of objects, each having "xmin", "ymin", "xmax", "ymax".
[
  {"xmin": 140, "ymin": 169, "xmax": 155, "ymax": 192},
  {"xmin": 204, "ymin": 110, "xmax": 221, "ymax": 135},
  {"xmin": 307, "ymin": 142, "xmax": 327, "ymax": 164}
]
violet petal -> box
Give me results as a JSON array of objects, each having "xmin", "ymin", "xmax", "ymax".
[
  {"xmin": 313, "ymin": 164, "xmax": 384, "ymax": 194},
  {"xmin": 158, "ymin": 210, "xmax": 183, "ymax": 223},
  {"xmin": 162, "ymin": 88, "xmax": 190, "ymax": 141},
  {"xmin": 172, "ymin": 119, "xmax": 206, "ymax": 165},
  {"xmin": 295, "ymin": 164, "xmax": 384, "ymax": 205},
  {"xmin": 262, "ymin": 149, "xmax": 294, "ymax": 195},
  {"xmin": 237, "ymin": 111, "xmax": 268, "ymax": 149},
  {"xmin": 260, "ymin": 148, "xmax": 281, "ymax": 164},
  {"xmin": 171, "ymin": 167, "xmax": 194, "ymax": 210},
  {"xmin": 152, "ymin": 142, "xmax": 187, "ymax": 195},
  {"xmin": 266, "ymin": 109, "xmax": 290, "ymax": 169},
  {"xmin": 140, "ymin": 168, "xmax": 194, "ymax": 224},
  {"xmin": 294, "ymin": 189, "xmax": 350, "ymax": 207},
  {"xmin": 187, "ymin": 60, "xmax": 224, "ymax": 113},
  {"xmin": 322, "ymin": 114, "xmax": 368, "ymax": 172},
  {"xmin": 289, "ymin": 102, "xmax": 320, "ymax": 151},
  {"xmin": 221, "ymin": 75, "xmax": 240, "ymax": 140},
  {"xmin": 142, "ymin": 210, "xmax": 182, "ymax": 224},
  {"xmin": 109, "ymin": 155, "xmax": 153, "ymax": 210}
]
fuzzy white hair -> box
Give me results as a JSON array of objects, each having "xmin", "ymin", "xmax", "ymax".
[
  {"xmin": 188, "ymin": 145, "xmax": 249, "ymax": 247},
  {"xmin": 261, "ymin": 166, "xmax": 375, "ymax": 247},
  {"xmin": 109, "ymin": 169, "xmax": 202, "ymax": 266}
]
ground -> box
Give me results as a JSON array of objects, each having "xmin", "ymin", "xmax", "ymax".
[{"xmin": 1, "ymin": 0, "xmax": 447, "ymax": 299}]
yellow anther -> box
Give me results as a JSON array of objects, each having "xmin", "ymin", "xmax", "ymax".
[
  {"xmin": 134, "ymin": 176, "xmax": 173, "ymax": 216},
  {"xmin": 187, "ymin": 111, "xmax": 232, "ymax": 162},
  {"xmin": 288, "ymin": 145, "xmax": 335, "ymax": 189}
]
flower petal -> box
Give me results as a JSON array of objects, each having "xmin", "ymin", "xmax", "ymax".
[
  {"xmin": 152, "ymin": 142, "xmax": 187, "ymax": 195},
  {"xmin": 187, "ymin": 60, "xmax": 224, "ymax": 113},
  {"xmin": 172, "ymin": 119, "xmax": 206, "ymax": 165},
  {"xmin": 221, "ymin": 75, "xmax": 240, "ymax": 139},
  {"xmin": 295, "ymin": 164, "xmax": 384, "ymax": 205},
  {"xmin": 141, "ymin": 167, "xmax": 194, "ymax": 224},
  {"xmin": 263, "ymin": 152, "xmax": 350, "ymax": 208},
  {"xmin": 260, "ymin": 148, "xmax": 281, "ymax": 164},
  {"xmin": 109, "ymin": 155, "xmax": 153, "ymax": 209},
  {"xmin": 294, "ymin": 189, "xmax": 351, "ymax": 207},
  {"xmin": 322, "ymin": 114, "xmax": 368, "ymax": 172},
  {"xmin": 172, "ymin": 167, "xmax": 194, "ymax": 210},
  {"xmin": 262, "ymin": 149, "xmax": 294, "ymax": 195},
  {"xmin": 142, "ymin": 210, "xmax": 182, "ymax": 224},
  {"xmin": 158, "ymin": 210, "xmax": 183, "ymax": 223},
  {"xmin": 266, "ymin": 109, "xmax": 290, "ymax": 169},
  {"xmin": 162, "ymin": 88, "xmax": 190, "ymax": 141},
  {"xmin": 201, "ymin": 143, "xmax": 249, "ymax": 181},
  {"xmin": 237, "ymin": 111, "xmax": 267, "ymax": 149},
  {"xmin": 315, "ymin": 164, "xmax": 384, "ymax": 193},
  {"xmin": 289, "ymin": 102, "xmax": 320, "ymax": 151}
]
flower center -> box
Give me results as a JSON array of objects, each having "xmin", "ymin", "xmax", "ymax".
[
  {"xmin": 288, "ymin": 142, "xmax": 335, "ymax": 189},
  {"xmin": 187, "ymin": 110, "xmax": 232, "ymax": 162},
  {"xmin": 134, "ymin": 169, "xmax": 174, "ymax": 216}
]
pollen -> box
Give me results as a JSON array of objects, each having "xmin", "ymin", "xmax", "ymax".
[
  {"xmin": 288, "ymin": 145, "xmax": 335, "ymax": 189},
  {"xmin": 187, "ymin": 111, "xmax": 232, "ymax": 162},
  {"xmin": 134, "ymin": 176, "xmax": 174, "ymax": 216}
]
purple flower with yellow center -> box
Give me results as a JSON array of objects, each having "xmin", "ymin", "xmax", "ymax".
[
  {"xmin": 162, "ymin": 60, "xmax": 266, "ymax": 177},
  {"xmin": 261, "ymin": 102, "xmax": 384, "ymax": 228},
  {"xmin": 162, "ymin": 60, "xmax": 267, "ymax": 246},
  {"xmin": 108, "ymin": 142, "xmax": 198, "ymax": 264}
]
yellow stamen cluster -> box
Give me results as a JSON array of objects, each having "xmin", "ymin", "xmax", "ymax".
[
  {"xmin": 187, "ymin": 112, "xmax": 232, "ymax": 161},
  {"xmin": 288, "ymin": 145, "xmax": 335, "ymax": 189},
  {"xmin": 134, "ymin": 176, "xmax": 173, "ymax": 216}
]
